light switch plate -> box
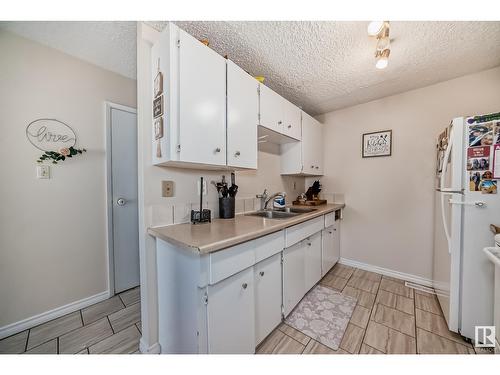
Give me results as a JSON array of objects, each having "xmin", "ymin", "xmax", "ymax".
[
  {"xmin": 162, "ymin": 180, "xmax": 174, "ymax": 197},
  {"xmin": 37, "ymin": 165, "xmax": 50, "ymax": 179}
]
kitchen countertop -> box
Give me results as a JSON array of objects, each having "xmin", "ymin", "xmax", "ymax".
[{"xmin": 147, "ymin": 203, "xmax": 345, "ymax": 255}]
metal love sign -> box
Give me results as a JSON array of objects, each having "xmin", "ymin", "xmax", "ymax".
[{"xmin": 26, "ymin": 119, "xmax": 77, "ymax": 152}]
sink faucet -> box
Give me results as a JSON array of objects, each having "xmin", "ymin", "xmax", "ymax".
[
  {"xmin": 264, "ymin": 191, "xmax": 287, "ymax": 210},
  {"xmin": 256, "ymin": 189, "xmax": 268, "ymax": 210}
]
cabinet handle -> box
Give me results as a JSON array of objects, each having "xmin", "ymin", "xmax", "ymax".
[
  {"xmin": 234, "ymin": 151, "xmax": 241, "ymax": 157},
  {"xmin": 259, "ymin": 271, "xmax": 265, "ymax": 277},
  {"xmin": 242, "ymin": 283, "xmax": 248, "ymax": 289},
  {"xmin": 215, "ymin": 147, "xmax": 221, "ymax": 153}
]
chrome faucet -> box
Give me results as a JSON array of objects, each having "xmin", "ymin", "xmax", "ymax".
[
  {"xmin": 256, "ymin": 189, "xmax": 268, "ymax": 210},
  {"xmin": 264, "ymin": 191, "xmax": 287, "ymax": 210}
]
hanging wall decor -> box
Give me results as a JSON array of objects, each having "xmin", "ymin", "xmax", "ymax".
[
  {"xmin": 362, "ymin": 129, "xmax": 392, "ymax": 158},
  {"xmin": 153, "ymin": 57, "xmax": 165, "ymax": 158},
  {"xmin": 26, "ymin": 118, "xmax": 86, "ymax": 164}
]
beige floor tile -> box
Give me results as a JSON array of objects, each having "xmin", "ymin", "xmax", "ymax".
[
  {"xmin": 256, "ymin": 330, "xmax": 286, "ymax": 354},
  {"xmin": 108, "ymin": 302, "xmax": 141, "ymax": 333},
  {"xmin": 342, "ymin": 286, "xmax": 376, "ymax": 309},
  {"xmin": 350, "ymin": 305, "xmax": 370, "ymax": 329},
  {"xmin": 352, "ymin": 269, "xmax": 382, "ymax": 282},
  {"xmin": 89, "ymin": 325, "xmax": 140, "ymax": 354},
  {"xmin": 414, "ymin": 288, "xmax": 437, "ymax": 297},
  {"xmin": 328, "ymin": 264, "xmax": 354, "ymax": 279},
  {"xmin": 28, "ymin": 311, "xmax": 82, "ymax": 350},
  {"xmin": 373, "ymin": 304, "xmax": 415, "ymax": 337},
  {"xmin": 272, "ymin": 335, "xmax": 305, "ymax": 354},
  {"xmin": 278, "ymin": 323, "xmax": 311, "ymax": 346},
  {"xmin": 119, "ymin": 287, "xmax": 141, "ymax": 307},
  {"xmin": 303, "ymin": 340, "xmax": 347, "ymax": 354},
  {"xmin": 379, "ymin": 278, "xmax": 414, "ymax": 298},
  {"xmin": 417, "ymin": 328, "xmax": 474, "ymax": 354},
  {"xmin": 396, "ymin": 295, "xmax": 414, "ymax": 315},
  {"xmin": 0, "ymin": 330, "xmax": 28, "ymax": 354},
  {"xmin": 363, "ymin": 321, "xmax": 416, "ymax": 354},
  {"xmin": 59, "ymin": 318, "xmax": 113, "ymax": 354},
  {"xmin": 381, "ymin": 275, "xmax": 405, "ymax": 284},
  {"xmin": 320, "ymin": 274, "xmax": 349, "ymax": 291},
  {"xmin": 360, "ymin": 343, "xmax": 384, "ymax": 354},
  {"xmin": 136, "ymin": 321, "xmax": 142, "ymax": 333},
  {"xmin": 339, "ymin": 323, "xmax": 364, "ymax": 353},
  {"xmin": 24, "ymin": 338, "xmax": 57, "ymax": 354},
  {"xmin": 415, "ymin": 294, "xmax": 442, "ymax": 315},
  {"xmin": 81, "ymin": 296, "xmax": 125, "ymax": 325},
  {"xmin": 347, "ymin": 277, "xmax": 379, "ymax": 294},
  {"xmin": 415, "ymin": 309, "xmax": 471, "ymax": 347}
]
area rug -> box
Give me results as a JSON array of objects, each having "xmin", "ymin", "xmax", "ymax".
[{"xmin": 285, "ymin": 285, "xmax": 357, "ymax": 350}]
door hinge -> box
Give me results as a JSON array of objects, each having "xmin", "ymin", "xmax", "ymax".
[
  {"xmin": 176, "ymin": 144, "xmax": 181, "ymax": 153},
  {"xmin": 203, "ymin": 292, "xmax": 208, "ymax": 305},
  {"xmin": 177, "ymin": 39, "xmax": 180, "ymax": 48},
  {"xmin": 280, "ymin": 253, "xmax": 284, "ymax": 265},
  {"xmin": 258, "ymin": 113, "xmax": 261, "ymax": 121},
  {"xmin": 257, "ymin": 85, "xmax": 260, "ymax": 94}
]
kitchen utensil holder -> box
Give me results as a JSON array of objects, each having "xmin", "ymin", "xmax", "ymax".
[{"xmin": 219, "ymin": 197, "xmax": 235, "ymax": 219}]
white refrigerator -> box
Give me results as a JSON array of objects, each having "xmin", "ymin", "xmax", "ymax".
[{"xmin": 433, "ymin": 113, "xmax": 500, "ymax": 341}]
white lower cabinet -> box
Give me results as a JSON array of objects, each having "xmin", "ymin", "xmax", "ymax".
[
  {"xmin": 283, "ymin": 240, "xmax": 306, "ymax": 316},
  {"xmin": 321, "ymin": 221, "xmax": 340, "ymax": 277},
  {"xmin": 304, "ymin": 232, "xmax": 322, "ymax": 291},
  {"xmin": 254, "ymin": 253, "xmax": 282, "ymax": 345},
  {"xmin": 207, "ymin": 267, "xmax": 256, "ymax": 354}
]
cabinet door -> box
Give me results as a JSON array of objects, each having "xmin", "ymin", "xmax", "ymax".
[
  {"xmin": 207, "ymin": 267, "xmax": 255, "ymax": 353},
  {"xmin": 302, "ymin": 112, "xmax": 323, "ymax": 175},
  {"xmin": 304, "ymin": 232, "xmax": 322, "ymax": 291},
  {"xmin": 255, "ymin": 253, "xmax": 282, "ymax": 345},
  {"xmin": 282, "ymin": 99, "xmax": 301, "ymax": 140},
  {"xmin": 227, "ymin": 61, "xmax": 258, "ymax": 169},
  {"xmin": 259, "ymin": 83, "xmax": 283, "ymax": 133},
  {"xmin": 283, "ymin": 241, "xmax": 306, "ymax": 316},
  {"xmin": 321, "ymin": 227, "xmax": 335, "ymax": 277},
  {"xmin": 332, "ymin": 221, "xmax": 340, "ymax": 264},
  {"xmin": 178, "ymin": 29, "xmax": 226, "ymax": 166}
]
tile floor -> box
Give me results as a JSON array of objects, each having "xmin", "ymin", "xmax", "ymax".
[
  {"xmin": 0, "ymin": 287, "xmax": 141, "ymax": 354},
  {"xmin": 0, "ymin": 264, "xmax": 494, "ymax": 355},
  {"xmin": 257, "ymin": 264, "xmax": 490, "ymax": 355}
]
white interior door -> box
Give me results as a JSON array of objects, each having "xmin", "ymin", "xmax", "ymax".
[{"xmin": 110, "ymin": 107, "xmax": 139, "ymax": 293}]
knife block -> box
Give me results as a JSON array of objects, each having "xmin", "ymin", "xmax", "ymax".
[{"xmin": 219, "ymin": 197, "xmax": 235, "ymax": 219}]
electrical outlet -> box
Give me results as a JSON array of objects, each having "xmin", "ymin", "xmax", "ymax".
[
  {"xmin": 162, "ymin": 180, "xmax": 174, "ymax": 197},
  {"xmin": 37, "ymin": 165, "xmax": 50, "ymax": 179},
  {"xmin": 197, "ymin": 179, "xmax": 207, "ymax": 196}
]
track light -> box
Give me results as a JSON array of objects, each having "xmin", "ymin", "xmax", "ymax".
[
  {"xmin": 368, "ymin": 21, "xmax": 391, "ymax": 69},
  {"xmin": 367, "ymin": 21, "xmax": 384, "ymax": 36}
]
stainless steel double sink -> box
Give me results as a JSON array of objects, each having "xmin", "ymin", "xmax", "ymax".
[{"xmin": 245, "ymin": 207, "xmax": 317, "ymax": 220}]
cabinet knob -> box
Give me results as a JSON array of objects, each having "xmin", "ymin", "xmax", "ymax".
[
  {"xmin": 334, "ymin": 228, "xmax": 337, "ymax": 231},
  {"xmin": 328, "ymin": 231, "xmax": 333, "ymax": 234},
  {"xmin": 315, "ymin": 166, "xmax": 319, "ymax": 169},
  {"xmin": 242, "ymin": 283, "xmax": 248, "ymax": 289},
  {"xmin": 311, "ymin": 165, "xmax": 314, "ymax": 169},
  {"xmin": 234, "ymin": 151, "xmax": 241, "ymax": 157},
  {"xmin": 215, "ymin": 147, "xmax": 221, "ymax": 153},
  {"xmin": 287, "ymin": 125, "xmax": 292, "ymax": 129},
  {"xmin": 278, "ymin": 121, "xmax": 282, "ymax": 125},
  {"xmin": 307, "ymin": 242, "xmax": 312, "ymax": 246},
  {"xmin": 259, "ymin": 271, "xmax": 265, "ymax": 277}
]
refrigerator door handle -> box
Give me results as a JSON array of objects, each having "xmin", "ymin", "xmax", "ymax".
[
  {"xmin": 449, "ymin": 199, "xmax": 487, "ymax": 207},
  {"xmin": 440, "ymin": 126, "xmax": 454, "ymax": 254},
  {"xmin": 436, "ymin": 188, "xmax": 464, "ymax": 194}
]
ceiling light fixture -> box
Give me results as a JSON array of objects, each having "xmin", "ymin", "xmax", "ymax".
[{"xmin": 368, "ymin": 21, "xmax": 391, "ymax": 69}]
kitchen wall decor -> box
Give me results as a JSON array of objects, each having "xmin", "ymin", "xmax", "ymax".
[
  {"xmin": 26, "ymin": 118, "xmax": 86, "ymax": 164},
  {"xmin": 153, "ymin": 58, "xmax": 165, "ymax": 158},
  {"xmin": 362, "ymin": 129, "xmax": 392, "ymax": 158}
]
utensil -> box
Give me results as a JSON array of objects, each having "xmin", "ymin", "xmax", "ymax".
[{"xmin": 228, "ymin": 172, "xmax": 238, "ymax": 197}]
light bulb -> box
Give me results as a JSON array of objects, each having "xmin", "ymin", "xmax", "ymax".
[
  {"xmin": 375, "ymin": 57, "xmax": 389, "ymax": 69},
  {"xmin": 367, "ymin": 21, "xmax": 384, "ymax": 36}
]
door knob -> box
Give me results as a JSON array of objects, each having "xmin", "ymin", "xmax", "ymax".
[{"xmin": 117, "ymin": 198, "xmax": 126, "ymax": 206}]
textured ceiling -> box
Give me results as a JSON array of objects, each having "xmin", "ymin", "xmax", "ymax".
[
  {"xmin": 2, "ymin": 21, "xmax": 499, "ymax": 114},
  {"xmin": 151, "ymin": 21, "xmax": 500, "ymax": 114},
  {"xmin": 0, "ymin": 21, "xmax": 137, "ymax": 79}
]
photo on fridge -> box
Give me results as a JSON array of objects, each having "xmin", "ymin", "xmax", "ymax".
[
  {"xmin": 479, "ymin": 179, "xmax": 497, "ymax": 194},
  {"xmin": 468, "ymin": 122, "xmax": 494, "ymax": 147},
  {"xmin": 469, "ymin": 171, "xmax": 482, "ymax": 191}
]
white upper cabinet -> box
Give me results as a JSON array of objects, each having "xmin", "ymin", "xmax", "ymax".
[
  {"xmin": 227, "ymin": 60, "xmax": 258, "ymax": 169},
  {"xmin": 282, "ymin": 99, "xmax": 302, "ymax": 140},
  {"xmin": 259, "ymin": 83, "xmax": 283, "ymax": 134},
  {"xmin": 280, "ymin": 111, "xmax": 324, "ymax": 176},
  {"xmin": 178, "ymin": 28, "xmax": 226, "ymax": 166}
]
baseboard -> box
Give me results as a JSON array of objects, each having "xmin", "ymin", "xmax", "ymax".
[
  {"xmin": 0, "ymin": 290, "xmax": 109, "ymax": 340},
  {"xmin": 339, "ymin": 257, "xmax": 433, "ymax": 287},
  {"xmin": 139, "ymin": 338, "xmax": 161, "ymax": 354}
]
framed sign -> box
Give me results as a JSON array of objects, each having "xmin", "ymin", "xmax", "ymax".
[
  {"xmin": 153, "ymin": 96, "xmax": 163, "ymax": 118},
  {"xmin": 362, "ymin": 130, "xmax": 392, "ymax": 158},
  {"xmin": 154, "ymin": 71, "xmax": 163, "ymax": 98},
  {"xmin": 26, "ymin": 118, "xmax": 77, "ymax": 152}
]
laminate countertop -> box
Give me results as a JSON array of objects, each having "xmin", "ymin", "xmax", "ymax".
[{"xmin": 148, "ymin": 203, "xmax": 345, "ymax": 255}]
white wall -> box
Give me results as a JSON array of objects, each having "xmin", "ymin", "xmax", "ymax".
[
  {"xmin": 0, "ymin": 31, "xmax": 137, "ymax": 330},
  {"xmin": 312, "ymin": 66, "xmax": 500, "ymax": 280}
]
